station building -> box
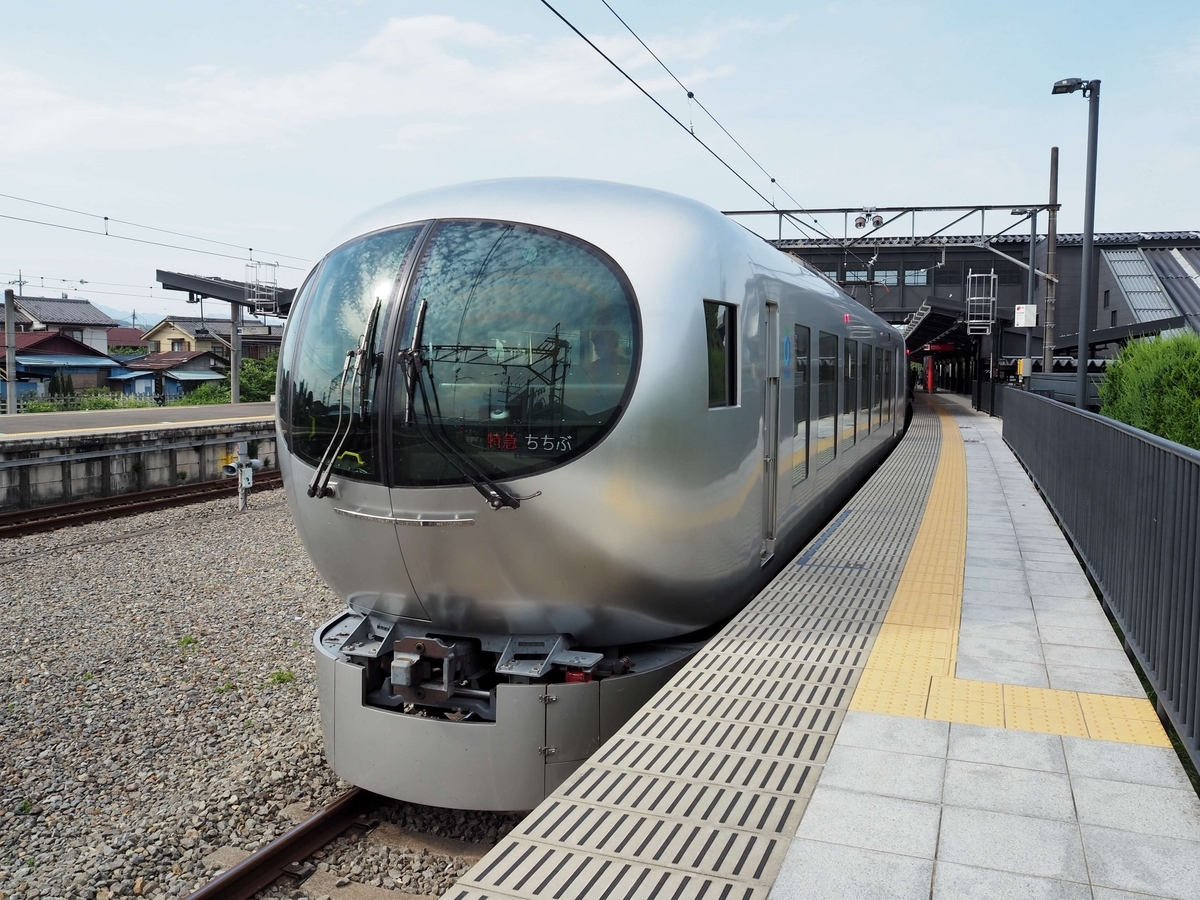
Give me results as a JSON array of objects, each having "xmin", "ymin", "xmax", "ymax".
[{"xmin": 774, "ymin": 230, "xmax": 1200, "ymax": 370}]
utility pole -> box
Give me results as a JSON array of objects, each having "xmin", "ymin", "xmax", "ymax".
[
  {"xmin": 1043, "ymin": 148, "xmax": 1059, "ymax": 371},
  {"xmin": 230, "ymin": 301, "xmax": 242, "ymax": 404},
  {"xmin": 4, "ymin": 289, "xmax": 16, "ymax": 415}
]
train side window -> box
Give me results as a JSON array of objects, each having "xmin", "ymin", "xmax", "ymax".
[
  {"xmin": 883, "ymin": 350, "xmax": 893, "ymax": 424},
  {"xmin": 874, "ymin": 346, "xmax": 885, "ymax": 428},
  {"xmin": 842, "ymin": 338, "xmax": 857, "ymax": 449},
  {"xmin": 792, "ymin": 325, "xmax": 810, "ymax": 484},
  {"xmin": 858, "ymin": 344, "xmax": 872, "ymax": 438},
  {"xmin": 704, "ymin": 301, "xmax": 737, "ymax": 408},
  {"xmin": 817, "ymin": 331, "xmax": 838, "ymax": 469}
]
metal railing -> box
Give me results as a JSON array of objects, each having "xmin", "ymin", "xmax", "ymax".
[{"xmin": 1004, "ymin": 388, "xmax": 1200, "ymax": 771}]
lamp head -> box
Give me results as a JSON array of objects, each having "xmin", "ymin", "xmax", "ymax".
[{"xmin": 1052, "ymin": 78, "xmax": 1084, "ymax": 95}]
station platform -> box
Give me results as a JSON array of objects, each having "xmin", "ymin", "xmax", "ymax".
[
  {"xmin": 447, "ymin": 395, "xmax": 1200, "ymax": 900},
  {"xmin": 0, "ymin": 401, "xmax": 274, "ymax": 437},
  {"xmin": 0, "ymin": 402, "xmax": 276, "ymax": 510}
]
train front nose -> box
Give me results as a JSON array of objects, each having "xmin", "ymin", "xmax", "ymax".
[{"xmin": 279, "ymin": 216, "xmax": 641, "ymax": 633}]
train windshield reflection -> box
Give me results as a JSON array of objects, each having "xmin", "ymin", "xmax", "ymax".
[{"xmin": 394, "ymin": 220, "xmax": 638, "ymax": 485}]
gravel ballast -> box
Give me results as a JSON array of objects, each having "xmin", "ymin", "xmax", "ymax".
[{"xmin": 0, "ymin": 490, "xmax": 517, "ymax": 900}]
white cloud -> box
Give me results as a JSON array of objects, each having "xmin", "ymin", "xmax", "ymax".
[{"xmin": 0, "ymin": 14, "xmax": 747, "ymax": 155}]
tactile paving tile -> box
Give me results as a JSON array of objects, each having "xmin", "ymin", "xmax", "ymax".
[
  {"xmin": 842, "ymin": 400, "xmax": 1173, "ymax": 750},
  {"xmin": 447, "ymin": 406, "xmax": 944, "ymax": 900}
]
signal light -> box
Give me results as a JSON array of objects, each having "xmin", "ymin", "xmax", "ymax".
[{"xmin": 854, "ymin": 215, "xmax": 867, "ymax": 229}]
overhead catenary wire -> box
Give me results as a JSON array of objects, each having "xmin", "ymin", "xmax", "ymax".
[
  {"xmin": 539, "ymin": 0, "xmax": 829, "ymax": 241},
  {"xmin": 0, "ymin": 210, "xmax": 309, "ymax": 272},
  {"xmin": 0, "ymin": 191, "xmax": 311, "ymax": 264},
  {"xmin": 597, "ymin": 0, "xmax": 829, "ymax": 236}
]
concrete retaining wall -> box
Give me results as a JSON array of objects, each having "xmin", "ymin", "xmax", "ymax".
[{"xmin": 0, "ymin": 421, "xmax": 278, "ymax": 511}]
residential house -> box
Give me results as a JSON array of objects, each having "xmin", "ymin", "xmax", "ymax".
[
  {"xmin": 106, "ymin": 327, "xmax": 149, "ymax": 355},
  {"xmin": 1, "ymin": 331, "xmax": 120, "ymax": 395},
  {"xmin": 3, "ymin": 295, "xmax": 118, "ymax": 353},
  {"xmin": 141, "ymin": 316, "xmax": 283, "ymax": 360},
  {"xmin": 111, "ymin": 350, "xmax": 227, "ymax": 400}
]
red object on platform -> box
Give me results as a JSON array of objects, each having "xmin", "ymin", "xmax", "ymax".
[{"xmin": 564, "ymin": 668, "xmax": 593, "ymax": 683}]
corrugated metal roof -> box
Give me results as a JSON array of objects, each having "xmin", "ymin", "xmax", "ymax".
[
  {"xmin": 1143, "ymin": 247, "xmax": 1200, "ymax": 320},
  {"xmin": 1102, "ymin": 249, "xmax": 1178, "ymax": 322},
  {"xmin": 15, "ymin": 296, "xmax": 118, "ymax": 327},
  {"xmin": 166, "ymin": 370, "xmax": 225, "ymax": 382},
  {"xmin": 108, "ymin": 371, "xmax": 153, "ymax": 381},
  {"xmin": 774, "ymin": 230, "xmax": 1200, "ymax": 251},
  {"xmin": 128, "ymin": 350, "xmax": 222, "ymax": 370},
  {"xmin": 17, "ymin": 354, "xmax": 118, "ymax": 368}
]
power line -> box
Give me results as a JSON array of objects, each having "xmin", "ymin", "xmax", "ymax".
[
  {"xmin": 598, "ymin": 0, "xmax": 829, "ymax": 236},
  {"xmin": 0, "ymin": 191, "xmax": 311, "ymax": 263},
  {"xmin": 539, "ymin": 1, "xmax": 802, "ymax": 227},
  {"xmin": 0, "ymin": 210, "xmax": 308, "ymax": 271}
]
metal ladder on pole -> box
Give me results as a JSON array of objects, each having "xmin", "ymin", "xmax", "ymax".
[
  {"xmin": 966, "ymin": 269, "xmax": 997, "ymax": 335},
  {"xmin": 244, "ymin": 261, "xmax": 279, "ymax": 316}
]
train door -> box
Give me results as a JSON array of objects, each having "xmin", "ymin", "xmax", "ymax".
[{"xmin": 761, "ymin": 301, "xmax": 780, "ymax": 562}]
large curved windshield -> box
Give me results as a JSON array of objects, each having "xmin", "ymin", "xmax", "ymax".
[
  {"xmin": 284, "ymin": 225, "xmax": 422, "ymax": 480},
  {"xmin": 394, "ymin": 220, "xmax": 638, "ymax": 485}
]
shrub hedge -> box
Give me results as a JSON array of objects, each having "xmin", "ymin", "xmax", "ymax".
[{"xmin": 1099, "ymin": 332, "xmax": 1200, "ymax": 451}]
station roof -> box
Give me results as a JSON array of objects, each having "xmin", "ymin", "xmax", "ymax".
[
  {"xmin": 773, "ymin": 231, "xmax": 1200, "ymax": 252},
  {"xmin": 1143, "ymin": 247, "xmax": 1200, "ymax": 322}
]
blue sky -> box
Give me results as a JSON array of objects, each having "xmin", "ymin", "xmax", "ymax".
[{"xmin": 2, "ymin": 0, "xmax": 1197, "ymax": 320}]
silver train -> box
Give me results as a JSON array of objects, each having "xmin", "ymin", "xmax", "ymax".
[{"xmin": 277, "ymin": 179, "xmax": 908, "ymax": 810}]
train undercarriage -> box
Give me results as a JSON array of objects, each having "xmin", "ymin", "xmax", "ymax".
[{"xmin": 314, "ymin": 611, "xmax": 702, "ymax": 810}]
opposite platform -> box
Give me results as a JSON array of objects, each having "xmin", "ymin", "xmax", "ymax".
[{"xmin": 0, "ymin": 401, "xmax": 274, "ymax": 437}]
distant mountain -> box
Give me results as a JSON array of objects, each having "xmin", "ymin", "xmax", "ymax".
[{"xmin": 93, "ymin": 303, "xmax": 166, "ymax": 330}]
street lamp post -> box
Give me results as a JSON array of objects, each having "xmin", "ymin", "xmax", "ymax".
[{"xmin": 1052, "ymin": 77, "xmax": 1101, "ymax": 409}]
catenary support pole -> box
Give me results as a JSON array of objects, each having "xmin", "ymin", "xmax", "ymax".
[
  {"xmin": 4, "ymin": 289, "xmax": 16, "ymax": 415},
  {"xmin": 1043, "ymin": 147, "xmax": 1059, "ymax": 372},
  {"xmin": 1025, "ymin": 209, "xmax": 1037, "ymax": 379},
  {"xmin": 1076, "ymin": 84, "xmax": 1101, "ymax": 409}
]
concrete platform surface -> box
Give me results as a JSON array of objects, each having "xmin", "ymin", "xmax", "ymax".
[
  {"xmin": 770, "ymin": 393, "xmax": 1200, "ymax": 900},
  {"xmin": 0, "ymin": 401, "xmax": 274, "ymax": 437}
]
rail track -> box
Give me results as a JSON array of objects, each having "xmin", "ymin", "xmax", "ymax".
[
  {"xmin": 0, "ymin": 471, "xmax": 283, "ymax": 538},
  {"xmin": 185, "ymin": 788, "xmax": 381, "ymax": 900}
]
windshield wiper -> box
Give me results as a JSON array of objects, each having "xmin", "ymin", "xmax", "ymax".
[
  {"xmin": 307, "ymin": 299, "xmax": 381, "ymax": 499},
  {"xmin": 399, "ymin": 300, "xmax": 524, "ymax": 511}
]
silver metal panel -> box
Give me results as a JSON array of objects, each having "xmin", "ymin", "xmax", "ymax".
[
  {"xmin": 546, "ymin": 680, "xmax": 601, "ymax": 763},
  {"xmin": 448, "ymin": 404, "xmax": 943, "ymax": 899},
  {"xmin": 284, "ymin": 453, "xmax": 428, "ymax": 622},
  {"xmin": 323, "ymin": 648, "xmax": 547, "ymax": 810}
]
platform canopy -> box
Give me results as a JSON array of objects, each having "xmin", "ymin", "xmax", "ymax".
[{"xmin": 156, "ymin": 270, "xmax": 297, "ymax": 315}]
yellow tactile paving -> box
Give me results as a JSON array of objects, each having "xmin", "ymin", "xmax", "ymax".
[{"xmin": 848, "ymin": 398, "xmax": 1172, "ymax": 748}]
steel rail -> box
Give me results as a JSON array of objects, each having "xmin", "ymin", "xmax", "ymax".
[
  {"xmin": 0, "ymin": 471, "xmax": 282, "ymax": 537},
  {"xmin": 184, "ymin": 788, "xmax": 381, "ymax": 900}
]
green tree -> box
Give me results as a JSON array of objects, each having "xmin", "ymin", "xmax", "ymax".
[
  {"xmin": 48, "ymin": 369, "xmax": 75, "ymax": 396},
  {"xmin": 238, "ymin": 351, "xmax": 279, "ymax": 402},
  {"xmin": 1100, "ymin": 332, "xmax": 1200, "ymax": 450}
]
